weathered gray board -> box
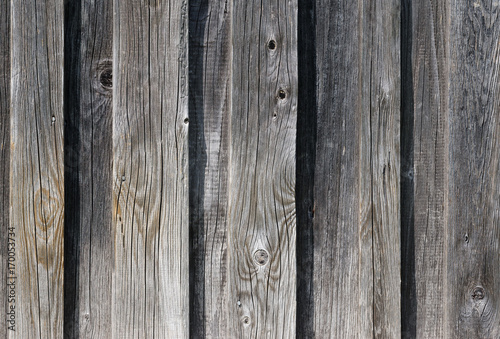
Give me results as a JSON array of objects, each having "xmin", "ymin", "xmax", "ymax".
[
  {"xmin": 10, "ymin": 0, "xmax": 65, "ymax": 337},
  {"xmin": 402, "ymin": 0, "xmax": 500, "ymax": 338},
  {"xmin": 188, "ymin": 0, "xmax": 231, "ymax": 337},
  {"xmin": 112, "ymin": 0, "xmax": 189, "ymax": 337},
  {"xmin": 63, "ymin": 0, "xmax": 113, "ymax": 338},
  {"xmin": 229, "ymin": 0, "xmax": 298, "ymax": 337},
  {"xmin": 190, "ymin": 0, "xmax": 298, "ymax": 336},
  {"xmin": 309, "ymin": 0, "xmax": 401, "ymax": 338}
]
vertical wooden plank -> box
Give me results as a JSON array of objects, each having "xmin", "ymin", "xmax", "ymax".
[
  {"xmin": 447, "ymin": 1, "xmax": 500, "ymax": 337},
  {"xmin": 313, "ymin": 0, "xmax": 400, "ymax": 337},
  {"xmin": 365, "ymin": 0, "xmax": 401, "ymax": 337},
  {"xmin": 229, "ymin": 0, "xmax": 297, "ymax": 337},
  {"xmin": 64, "ymin": 0, "xmax": 113, "ymax": 337},
  {"xmin": 405, "ymin": 0, "xmax": 449, "ymax": 337},
  {"xmin": 313, "ymin": 1, "xmax": 361, "ymax": 335},
  {"xmin": 112, "ymin": 0, "xmax": 189, "ymax": 337},
  {"xmin": 189, "ymin": 0, "xmax": 231, "ymax": 337},
  {"xmin": 408, "ymin": 1, "xmax": 500, "ymax": 337},
  {"xmin": 0, "ymin": 0, "xmax": 10, "ymax": 336},
  {"xmin": 10, "ymin": 0, "xmax": 65, "ymax": 337}
]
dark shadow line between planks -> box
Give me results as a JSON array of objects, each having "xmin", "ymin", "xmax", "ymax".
[
  {"xmin": 401, "ymin": 0, "xmax": 417, "ymax": 338},
  {"xmin": 63, "ymin": 0, "xmax": 82, "ymax": 337},
  {"xmin": 296, "ymin": 0, "xmax": 317, "ymax": 337},
  {"xmin": 188, "ymin": 0, "xmax": 209, "ymax": 337}
]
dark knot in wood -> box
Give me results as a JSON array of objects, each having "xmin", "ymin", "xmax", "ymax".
[
  {"xmin": 278, "ymin": 89, "xmax": 286, "ymax": 100},
  {"xmin": 100, "ymin": 68, "xmax": 113, "ymax": 88},
  {"xmin": 253, "ymin": 249, "xmax": 269, "ymax": 266},
  {"xmin": 268, "ymin": 39, "xmax": 276, "ymax": 50},
  {"xmin": 472, "ymin": 286, "xmax": 485, "ymax": 300}
]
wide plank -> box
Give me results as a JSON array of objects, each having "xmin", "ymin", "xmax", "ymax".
[
  {"xmin": 405, "ymin": 1, "xmax": 500, "ymax": 337},
  {"xmin": 189, "ymin": 0, "xmax": 231, "ymax": 337},
  {"xmin": 10, "ymin": 0, "xmax": 65, "ymax": 337},
  {"xmin": 228, "ymin": 0, "xmax": 298, "ymax": 337},
  {"xmin": 64, "ymin": 0, "xmax": 113, "ymax": 337},
  {"xmin": 313, "ymin": 0, "xmax": 400, "ymax": 337},
  {"xmin": 112, "ymin": 0, "xmax": 189, "ymax": 337},
  {"xmin": 447, "ymin": 1, "xmax": 500, "ymax": 337},
  {"xmin": 402, "ymin": 0, "xmax": 449, "ymax": 337}
]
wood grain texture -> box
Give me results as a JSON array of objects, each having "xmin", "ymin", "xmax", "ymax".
[
  {"xmin": 64, "ymin": 0, "xmax": 113, "ymax": 338},
  {"xmin": 404, "ymin": 0, "xmax": 449, "ymax": 337},
  {"xmin": 112, "ymin": 0, "xmax": 189, "ymax": 337},
  {"xmin": 10, "ymin": 0, "xmax": 65, "ymax": 337},
  {"xmin": 407, "ymin": 1, "xmax": 500, "ymax": 337},
  {"xmin": 313, "ymin": 0, "xmax": 400, "ymax": 337},
  {"xmin": 363, "ymin": 1, "xmax": 400, "ymax": 337},
  {"xmin": 229, "ymin": 0, "xmax": 297, "ymax": 337},
  {"xmin": 447, "ymin": 1, "xmax": 500, "ymax": 337},
  {"xmin": 0, "ymin": 0, "xmax": 9, "ymax": 336},
  {"xmin": 313, "ymin": 1, "xmax": 361, "ymax": 335},
  {"xmin": 189, "ymin": 0, "xmax": 231, "ymax": 337}
]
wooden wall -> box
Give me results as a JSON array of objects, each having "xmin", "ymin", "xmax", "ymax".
[{"xmin": 0, "ymin": 0, "xmax": 498, "ymax": 338}]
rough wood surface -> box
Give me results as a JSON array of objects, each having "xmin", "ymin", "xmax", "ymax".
[
  {"xmin": 64, "ymin": 0, "xmax": 113, "ymax": 338},
  {"xmin": 0, "ymin": 0, "xmax": 9, "ymax": 336},
  {"xmin": 363, "ymin": 1, "xmax": 400, "ymax": 337},
  {"xmin": 112, "ymin": 0, "xmax": 189, "ymax": 337},
  {"xmin": 313, "ymin": 0, "xmax": 400, "ymax": 337},
  {"xmin": 10, "ymin": 0, "xmax": 65, "ymax": 337},
  {"xmin": 403, "ymin": 0, "xmax": 449, "ymax": 337},
  {"xmin": 228, "ymin": 0, "xmax": 297, "ymax": 337},
  {"xmin": 405, "ymin": 1, "xmax": 500, "ymax": 338},
  {"xmin": 447, "ymin": 1, "xmax": 500, "ymax": 337},
  {"xmin": 189, "ymin": 0, "xmax": 231, "ymax": 337}
]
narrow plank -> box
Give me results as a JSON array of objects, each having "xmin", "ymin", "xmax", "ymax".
[
  {"xmin": 447, "ymin": 1, "xmax": 500, "ymax": 337},
  {"xmin": 313, "ymin": 1, "xmax": 361, "ymax": 335},
  {"xmin": 408, "ymin": 1, "xmax": 500, "ymax": 337},
  {"xmin": 64, "ymin": 0, "xmax": 113, "ymax": 337},
  {"xmin": 364, "ymin": 0, "xmax": 401, "ymax": 336},
  {"xmin": 0, "ymin": 0, "xmax": 10, "ymax": 336},
  {"xmin": 313, "ymin": 0, "xmax": 400, "ymax": 337},
  {"xmin": 412, "ymin": 0, "xmax": 450, "ymax": 335},
  {"xmin": 229, "ymin": 0, "xmax": 297, "ymax": 337},
  {"xmin": 189, "ymin": 0, "xmax": 231, "ymax": 337},
  {"xmin": 112, "ymin": 0, "xmax": 189, "ymax": 337},
  {"xmin": 10, "ymin": 0, "xmax": 65, "ymax": 337}
]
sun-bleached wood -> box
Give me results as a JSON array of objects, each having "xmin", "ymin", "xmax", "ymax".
[
  {"xmin": 228, "ymin": 0, "xmax": 298, "ymax": 337},
  {"xmin": 112, "ymin": 0, "xmax": 189, "ymax": 337},
  {"xmin": 10, "ymin": 0, "xmax": 65, "ymax": 337}
]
